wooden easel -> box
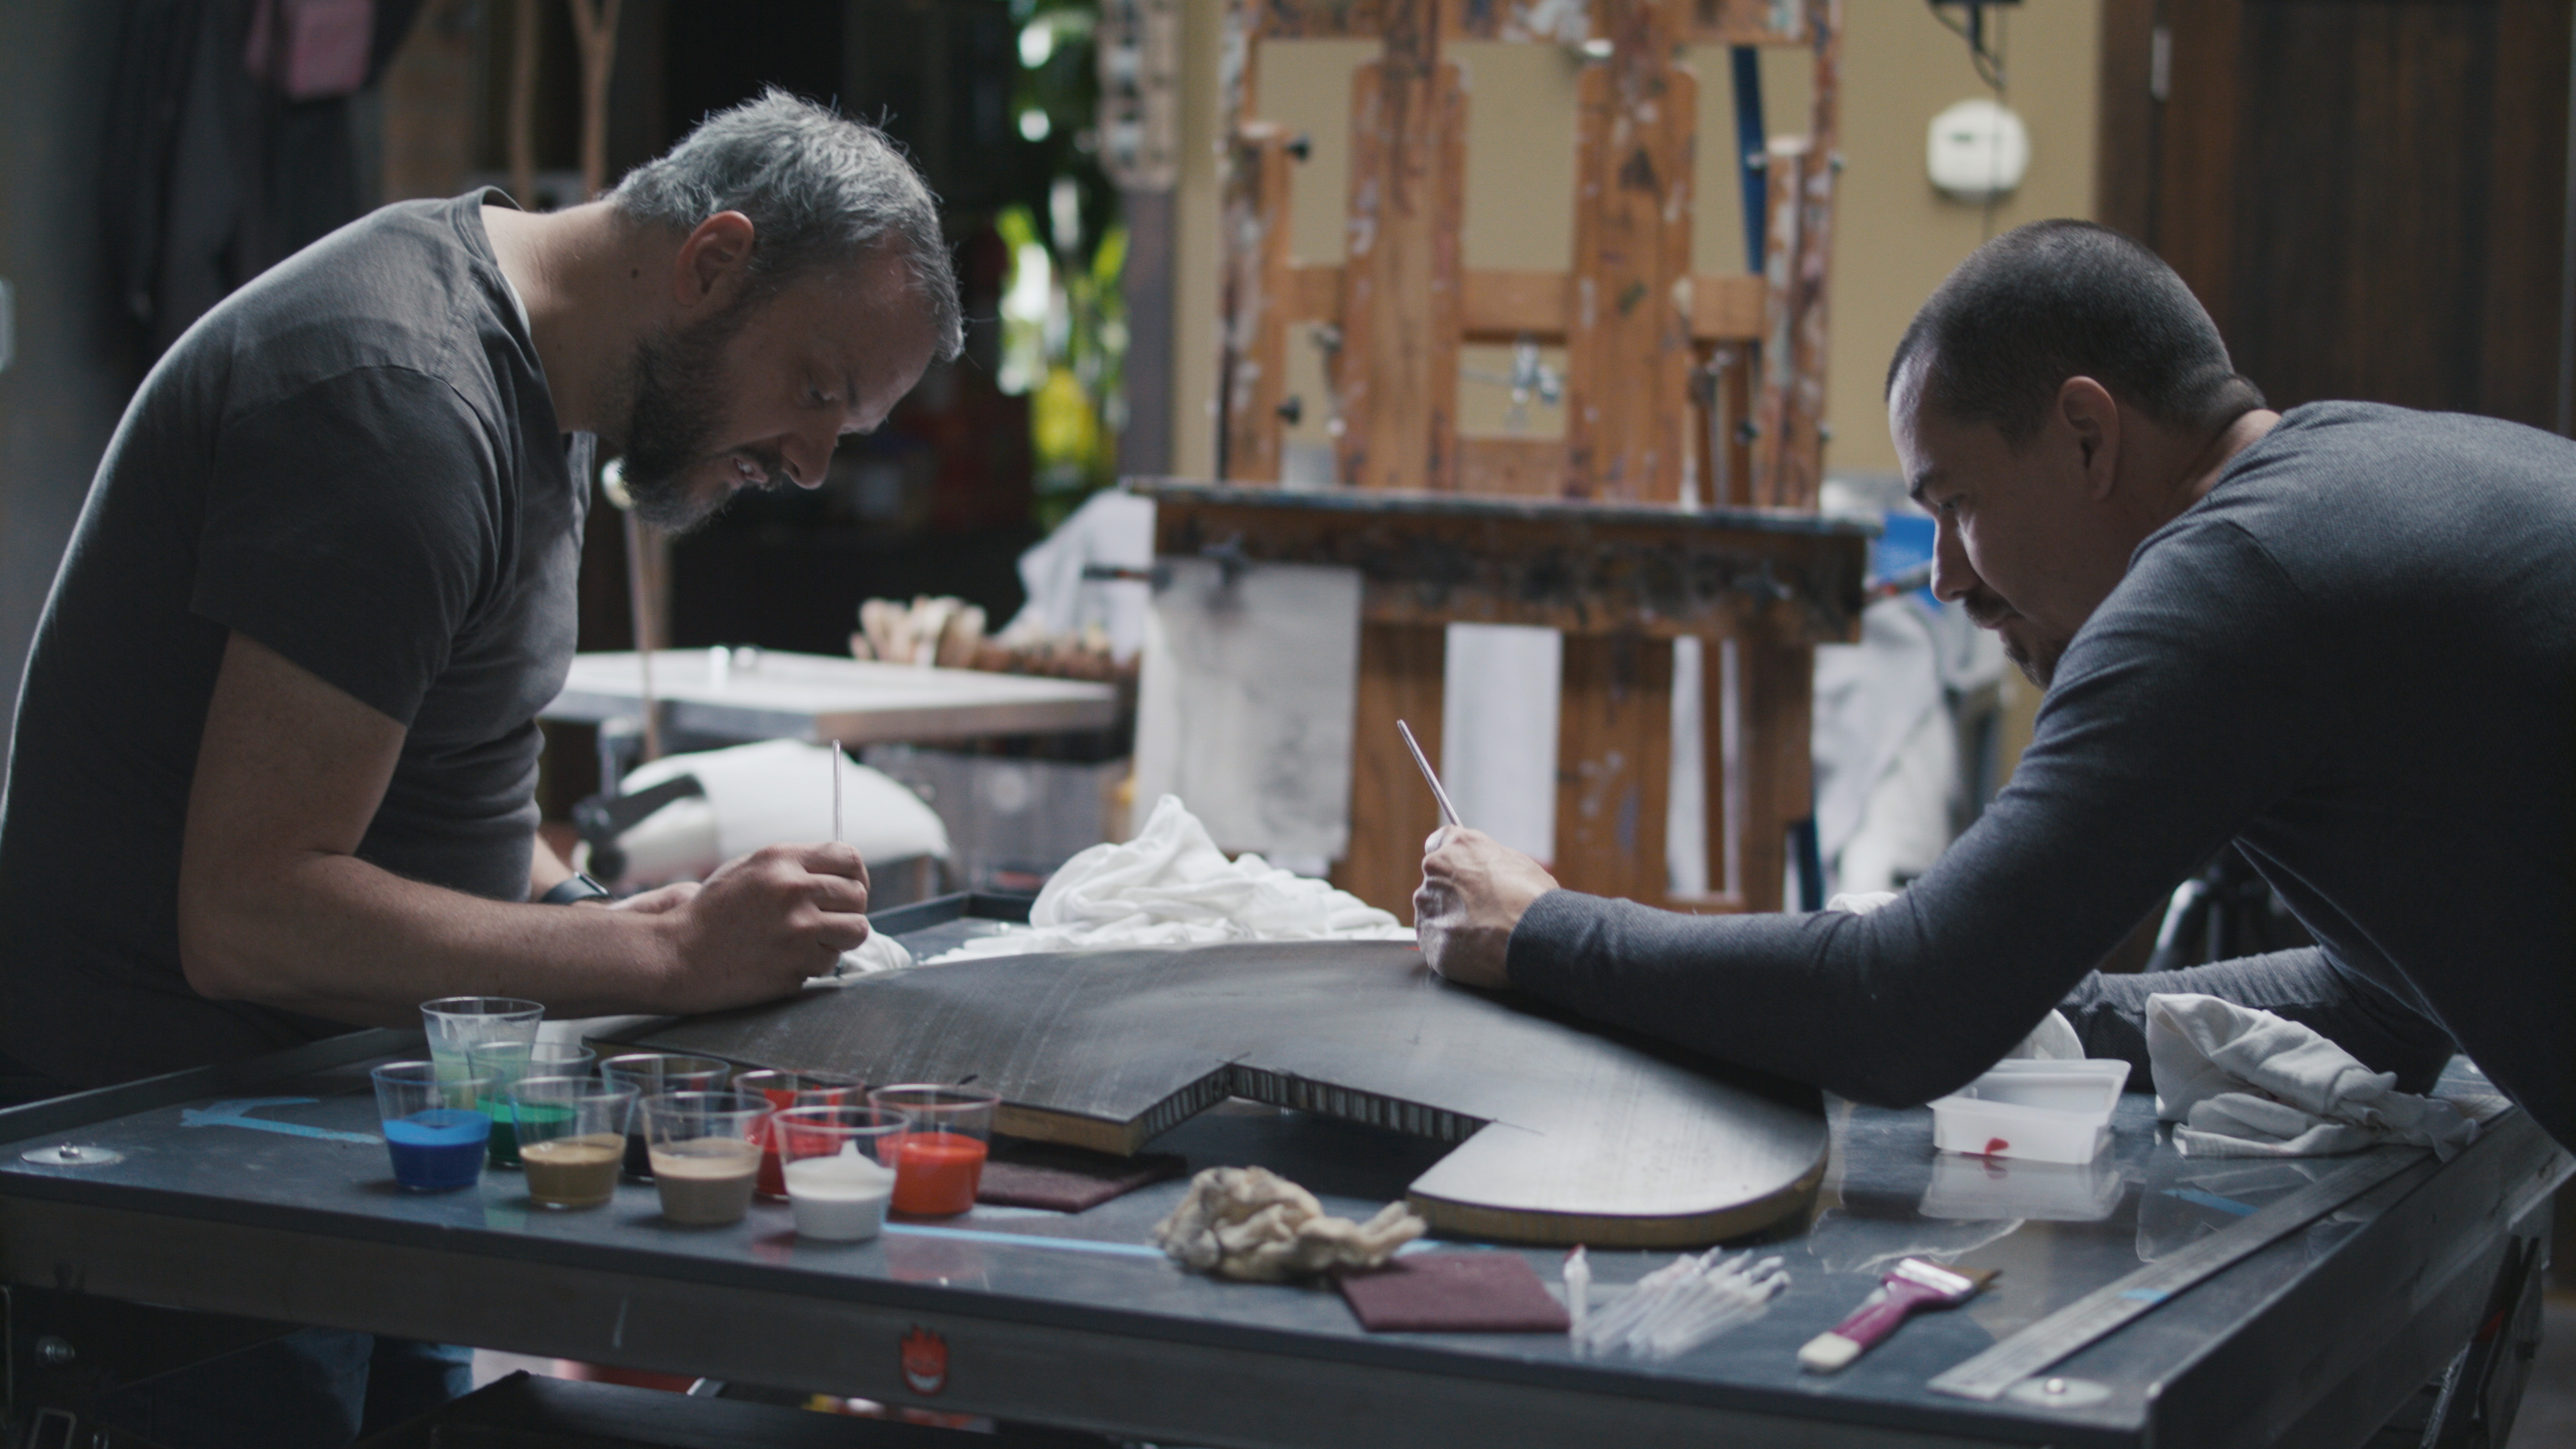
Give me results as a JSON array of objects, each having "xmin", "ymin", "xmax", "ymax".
[{"xmin": 1147, "ymin": 0, "xmax": 1865, "ymax": 916}]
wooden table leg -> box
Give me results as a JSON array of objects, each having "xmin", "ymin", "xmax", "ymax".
[
  {"xmin": 1333, "ymin": 621, "xmax": 1449, "ymax": 918},
  {"xmin": 1552, "ymin": 633, "xmax": 1674, "ymax": 904},
  {"xmin": 1734, "ymin": 637, "xmax": 1813, "ymax": 914}
]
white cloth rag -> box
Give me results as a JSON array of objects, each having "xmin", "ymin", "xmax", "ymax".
[
  {"xmin": 2145, "ymin": 992, "xmax": 2478, "ymax": 1159},
  {"xmin": 925, "ymin": 795, "xmax": 1412, "ymax": 962},
  {"xmin": 817, "ymin": 930, "xmax": 916, "ymax": 982},
  {"xmin": 1825, "ymin": 890, "xmax": 2080, "ymax": 1063}
]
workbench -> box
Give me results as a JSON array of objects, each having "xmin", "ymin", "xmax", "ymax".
[
  {"xmin": 542, "ymin": 650, "xmax": 1121, "ymax": 752},
  {"xmin": 2, "ymin": 900, "xmax": 2565, "ymax": 1449}
]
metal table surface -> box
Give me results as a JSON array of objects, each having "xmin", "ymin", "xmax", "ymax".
[{"xmin": 1, "ymin": 917, "xmax": 2565, "ymax": 1448}]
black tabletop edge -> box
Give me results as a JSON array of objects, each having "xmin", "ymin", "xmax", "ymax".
[{"xmin": 0, "ymin": 1028, "xmax": 419, "ymax": 1142}]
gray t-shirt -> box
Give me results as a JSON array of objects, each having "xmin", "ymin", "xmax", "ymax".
[
  {"xmin": 0, "ymin": 192, "xmax": 588, "ymax": 1088},
  {"xmin": 1510, "ymin": 402, "xmax": 2576, "ymax": 1151}
]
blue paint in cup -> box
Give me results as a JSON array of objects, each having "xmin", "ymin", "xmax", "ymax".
[
  {"xmin": 382, "ymin": 1109, "xmax": 491, "ymax": 1191},
  {"xmin": 374, "ymin": 1060, "xmax": 495, "ymax": 1192}
]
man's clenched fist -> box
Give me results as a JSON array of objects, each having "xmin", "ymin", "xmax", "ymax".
[{"xmin": 1413, "ymin": 826, "xmax": 1558, "ymax": 989}]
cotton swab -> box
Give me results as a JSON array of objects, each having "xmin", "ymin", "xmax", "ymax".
[
  {"xmin": 1564, "ymin": 1246, "xmax": 1592, "ymax": 1342},
  {"xmin": 1574, "ymin": 1249, "xmax": 1789, "ymax": 1362}
]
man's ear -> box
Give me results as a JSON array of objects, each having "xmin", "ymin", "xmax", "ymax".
[
  {"xmin": 2057, "ymin": 376, "xmax": 2122, "ymax": 502},
  {"xmin": 672, "ymin": 211, "xmax": 756, "ymax": 312}
]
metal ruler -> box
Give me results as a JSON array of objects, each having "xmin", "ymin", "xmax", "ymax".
[{"xmin": 1927, "ymin": 1144, "xmax": 2428, "ymax": 1401}]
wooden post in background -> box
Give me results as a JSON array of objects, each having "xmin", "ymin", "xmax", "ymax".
[
  {"xmin": 1752, "ymin": 134, "xmax": 1805, "ymax": 506},
  {"xmin": 1217, "ymin": 122, "xmax": 1297, "ymax": 482},
  {"xmin": 1725, "ymin": 635, "xmax": 1811, "ymax": 913},
  {"xmin": 1334, "ymin": 0, "xmax": 1466, "ymax": 493},
  {"xmin": 1771, "ymin": 0, "xmax": 1839, "ymax": 511},
  {"xmin": 1553, "ymin": 0, "xmax": 1692, "ymax": 906},
  {"xmin": 566, "ymin": 0, "xmax": 623, "ymax": 198},
  {"xmin": 1332, "ymin": 623, "xmax": 1450, "ymax": 918},
  {"xmin": 1552, "ymin": 631, "xmax": 1674, "ymax": 905},
  {"xmin": 1562, "ymin": 0, "xmax": 1696, "ymax": 504}
]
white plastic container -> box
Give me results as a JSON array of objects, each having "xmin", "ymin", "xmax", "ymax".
[{"xmin": 1929, "ymin": 1059, "xmax": 2131, "ymax": 1165}]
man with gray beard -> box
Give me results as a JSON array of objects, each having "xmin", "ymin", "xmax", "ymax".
[
  {"xmin": 0, "ymin": 89, "xmax": 961, "ymax": 1102},
  {"xmin": 0, "ymin": 85, "xmax": 961, "ymax": 1446}
]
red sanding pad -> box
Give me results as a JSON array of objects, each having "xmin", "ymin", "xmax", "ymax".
[
  {"xmin": 976, "ymin": 1139, "xmax": 1187, "ymax": 1213},
  {"xmin": 1335, "ymin": 1252, "xmax": 1571, "ymax": 1334}
]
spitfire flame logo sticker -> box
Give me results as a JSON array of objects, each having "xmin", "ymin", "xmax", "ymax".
[{"xmin": 900, "ymin": 1326, "xmax": 949, "ymax": 1397}]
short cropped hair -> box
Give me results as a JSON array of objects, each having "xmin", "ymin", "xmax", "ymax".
[
  {"xmin": 1886, "ymin": 220, "xmax": 2263, "ymax": 443},
  {"xmin": 613, "ymin": 89, "xmax": 963, "ymax": 362}
]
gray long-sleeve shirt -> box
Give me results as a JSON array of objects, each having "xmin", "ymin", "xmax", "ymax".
[{"xmin": 1508, "ymin": 402, "xmax": 2576, "ymax": 1151}]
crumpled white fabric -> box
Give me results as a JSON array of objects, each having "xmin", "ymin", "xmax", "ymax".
[
  {"xmin": 2146, "ymin": 992, "xmax": 2479, "ymax": 1159},
  {"xmin": 926, "ymin": 796, "xmax": 1411, "ymax": 961},
  {"xmin": 815, "ymin": 930, "xmax": 916, "ymax": 983},
  {"xmin": 1825, "ymin": 890, "xmax": 2080, "ymax": 1062}
]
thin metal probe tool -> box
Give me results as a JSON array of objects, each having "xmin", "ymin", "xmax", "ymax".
[
  {"xmin": 830, "ymin": 742, "xmax": 845, "ymax": 845},
  {"xmin": 1397, "ymin": 720, "xmax": 1462, "ymax": 830}
]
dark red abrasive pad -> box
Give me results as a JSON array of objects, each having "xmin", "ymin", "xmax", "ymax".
[
  {"xmin": 976, "ymin": 1138, "xmax": 1189, "ymax": 1212},
  {"xmin": 1335, "ymin": 1252, "xmax": 1571, "ymax": 1334}
]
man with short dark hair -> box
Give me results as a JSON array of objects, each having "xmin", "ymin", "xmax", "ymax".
[
  {"xmin": 1415, "ymin": 219, "xmax": 2575, "ymax": 1157},
  {"xmin": 0, "ymin": 88, "xmax": 958, "ymax": 1092}
]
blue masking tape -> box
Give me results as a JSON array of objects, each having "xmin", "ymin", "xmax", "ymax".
[
  {"xmin": 180, "ymin": 1097, "xmax": 381, "ymax": 1146},
  {"xmin": 883, "ymin": 1222, "xmax": 1168, "ymax": 1259}
]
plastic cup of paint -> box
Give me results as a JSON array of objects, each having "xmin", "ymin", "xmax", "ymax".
[
  {"xmin": 773, "ymin": 1105, "xmax": 910, "ymax": 1242},
  {"xmin": 733, "ymin": 1069, "xmax": 863, "ymax": 1198},
  {"xmin": 600, "ymin": 1054, "xmax": 731, "ymax": 1180},
  {"xmin": 867, "ymin": 1083, "xmax": 1001, "ymax": 1217},
  {"xmin": 508, "ymin": 1075, "xmax": 635, "ymax": 1210},
  {"xmin": 419, "ymin": 998, "xmax": 543, "ymax": 1089},
  {"xmin": 469, "ymin": 1040, "xmax": 596, "ymax": 1167},
  {"xmin": 641, "ymin": 1091, "xmax": 772, "ymax": 1226},
  {"xmin": 373, "ymin": 1061, "xmax": 492, "ymax": 1193}
]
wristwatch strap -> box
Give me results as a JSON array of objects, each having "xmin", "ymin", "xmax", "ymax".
[{"xmin": 538, "ymin": 871, "xmax": 612, "ymax": 906}]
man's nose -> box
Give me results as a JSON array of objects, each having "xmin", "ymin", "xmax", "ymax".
[
  {"xmin": 1929, "ymin": 515, "xmax": 1980, "ymax": 603},
  {"xmin": 781, "ymin": 429, "xmax": 834, "ymax": 490}
]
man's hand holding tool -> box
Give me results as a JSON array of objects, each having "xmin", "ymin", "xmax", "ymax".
[
  {"xmin": 1395, "ymin": 720, "xmax": 1558, "ymax": 989},
  {"xmin": 1413, "ymin": 827, "xmax": 1558, "ymax": 989}
]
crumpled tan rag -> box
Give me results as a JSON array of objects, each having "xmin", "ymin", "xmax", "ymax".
[{"xmin": 1150, "ymin": 1166, "xmax": 1424, "ymax": 1282}]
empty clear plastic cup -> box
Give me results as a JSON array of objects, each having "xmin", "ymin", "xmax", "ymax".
[
  {"xmin": 641, "ymin": 1091, "xmax": 773, "ymax": 1226},
  {"xmin": 373, "ymin": 1061, "xmax": 492, "ymax": 1192},
  {"xmin": 600, "ymin": 1054, "xmax": 731, "ymax": 1179},
  {"xmin": 734, "ymin": 1069, "xmax": 863, "ymax": 1198},
  {"xmin": 470, "ymin": 1040, "xmax": 597, "ymax": 1167},
  {"xmin": 867, "ymin": 1083, "xmax": 1001, "ymax": 1216},
  {"xmin": 773, "ymin": 1105, "xmax": 910, "ymax": 1241},
  {"xmin": 419, "ymin": 997, "xmax": 543, "ymax": 1086},
  {"xmin": 509, "ymin": 1076, "xmax": 635, "ymax": 1210}
]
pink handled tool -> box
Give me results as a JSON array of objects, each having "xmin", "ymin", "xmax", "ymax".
[{"xmin": 1799, "ymin": 1257, "xmax": 1997, "ymax": 1373}]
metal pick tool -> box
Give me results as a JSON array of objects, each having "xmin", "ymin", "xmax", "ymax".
[
  {"xmin": 830, "ymin": 742, "xmax": 845, "ymax": 845},
  {"xmin": 1396, "ymin": 720, "xmax": 1462, "ymax": 830}
]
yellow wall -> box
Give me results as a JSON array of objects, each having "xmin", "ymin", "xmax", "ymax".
[
  {"xmin": 1828, "ymin": 0, "xmax": 2099, "ymax": 472},
  {"xmin": 1164, "ymin": 0, "xmax": 2100, "ymax": 478}
]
